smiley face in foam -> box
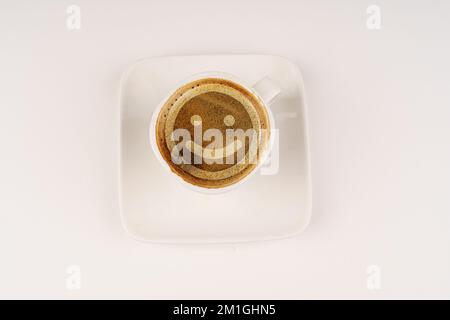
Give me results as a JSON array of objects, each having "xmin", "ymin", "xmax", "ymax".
[
  {"xmin": 155, "ymin": 78, "xmax": 271, "ymax": 189},
  {"xmin": 185, "ymin": 114, "xmax": 244, "ymax": 162}
]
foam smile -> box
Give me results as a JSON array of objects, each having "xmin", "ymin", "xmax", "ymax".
[{"xmin": 185, "ymin": 139, "xmax": 243, "ymax": 161}]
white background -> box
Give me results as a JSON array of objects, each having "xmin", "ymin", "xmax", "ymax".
[{"xmin": 1, "ymin": 0, "xmax": 449, "ymax": 299}]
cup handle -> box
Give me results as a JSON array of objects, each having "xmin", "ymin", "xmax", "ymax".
[{"xmin": 252, "ymin": 77, "xmax": 281, "ymax": 106}]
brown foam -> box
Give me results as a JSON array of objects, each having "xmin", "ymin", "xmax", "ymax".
[
  {"xmin": 155, "ymin": 78, "xmax": 270, "ymax": 189},
  {"xmin": 173, "ymin": 91, "xmax": 253, "ymax": 172}
]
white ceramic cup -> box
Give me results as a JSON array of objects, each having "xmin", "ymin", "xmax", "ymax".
[{"xmin": 149, "ymin": 72, "xmax": 280, "ymax": 194}]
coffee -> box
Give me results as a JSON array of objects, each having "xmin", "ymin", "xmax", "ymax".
[{"xmin": 155, "ymin": 78, "xmax": 271, "ymax": 189}]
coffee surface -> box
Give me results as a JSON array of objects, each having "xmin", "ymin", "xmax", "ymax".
[
  {"xmin": 173, "ymin": 91, "xmax": 253, "ymax": 172},
  {"xmin": 155, "ymin": 78, "xmax": 270, "ymax": 189}
]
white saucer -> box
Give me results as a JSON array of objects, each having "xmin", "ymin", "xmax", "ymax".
[{"xmin": 119, "ymin": 54, "xmax": 311, "ymax": 243}]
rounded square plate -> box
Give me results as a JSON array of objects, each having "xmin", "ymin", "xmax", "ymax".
[{"xmin": 119, "ymin": 54, "xmax": 311, "ymax": 243}]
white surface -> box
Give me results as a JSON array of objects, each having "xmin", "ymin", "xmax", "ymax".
[
  {"xmin": 120, "ymin": 55, "xmax": 311, "ymax": 242},
  {"xmin": 0, "ymin": 0, "xmax": 449, "ymax": 299}
]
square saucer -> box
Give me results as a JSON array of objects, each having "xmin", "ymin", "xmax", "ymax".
[{"xmin": 119, "ymin": 54, "xmax": 311, "ymax": 243}]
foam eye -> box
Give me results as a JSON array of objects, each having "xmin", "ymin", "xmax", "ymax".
[
  {"xmin": 190, "ymin": 115, "xmax": 202, "ymax": 126},
  {"xmin": 224, "ymin": 115, "xmax": 235, "ymax": 127}
]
